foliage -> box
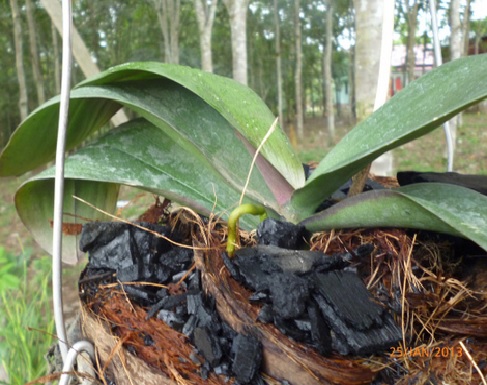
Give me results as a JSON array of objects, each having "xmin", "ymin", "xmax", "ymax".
[
  {"xmin": 1, "ymin": 55, "xmax": 487, "ymax": 263},
  {"xmin": 0, "ymin": 248, "xmax": 54, "ymax": 384}
]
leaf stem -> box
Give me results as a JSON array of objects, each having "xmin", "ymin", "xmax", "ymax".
[{"xmin": 226, "ymin": 203, "xmax": 267, "ymax": 257}]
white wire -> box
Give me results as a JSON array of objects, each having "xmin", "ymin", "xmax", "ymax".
[
  {"xmin": 52, "ymin": 0, "xmax": 72, "ymax": 362},
  {"xmin": 429, "ymin": 0, "xmax": 454, "ymax": 171},
  {"xmin": 58, "ymin": 341, "xmax": 95, "ymax": 385}
]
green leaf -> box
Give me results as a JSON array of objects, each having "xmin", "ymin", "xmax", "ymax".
[
  {"xmin": 69, "ymin": 80, "xmax": 284, "ymax": 208},
  {"xmin": 291, "ymin": 54, "xmax": 487, "ymax": 217},
  {"xmin": 77, "ymin": 62, "xmax": 305, "ymax": 190},
  {"xmin": 15, "ymin": 118, "xmax": 265, "ymax": 262},
  {"xmin": 300, "ymin": 183, "xmax": 487, "ymax": 251},
  {"xmin": 0, "ymin": 97, "xmax": 121, "ymax": 176},
  {"xmin": 15, "ymin": 179, "xmax": 119, "ymax": 264}
]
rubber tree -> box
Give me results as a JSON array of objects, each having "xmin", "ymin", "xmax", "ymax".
[
  {"xmin": 194, "ymin": 0, "xmax": 218, "ymax": 72},
  {"xmin": 222, "ymin": 0, "xmax": 250, "ymax": 85}
]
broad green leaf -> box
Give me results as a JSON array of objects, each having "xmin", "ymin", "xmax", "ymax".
[
  {"xmin": 76, "ymin": 62, "xmax": 305, "ymax": 189},
  {"xmin": 291, "ymin": 54, "xmax": 487, "ymax": 217},
  {"xmin": 66, "ymin": 80, "xmax": 285, "ymax": 208},
  {"xmin": 0, "ymin": 97, "xmax": 121, "ymax": 176},
  {"xmin": 16, "ymin": 179, "xmax": 119, "ymax": 264},
  {"xmin": 300, "ymin": 183, "xmax": 487, "ymax": 251},
  {"xmin": 16, "ymin": 118, "xmax": 265, "ymax": 261}
]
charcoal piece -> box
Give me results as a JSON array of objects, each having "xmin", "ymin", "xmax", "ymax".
[
  {"xmin": 182, "ymin": 315, "xmax": 198, "ymax": 336},
  {"xmin": 313, "ymin": 271, "xmax": 383, "ymax": 331},
  {"xmin": 214, "ymin": 362, "xmax": 230, "ymax": 376},
  {"xmin": 193, "ymin": 327, "xmax": 223, "ymax": 367},
  {"xmin": 397, "ymin": 171, "xmax": 487, "ymax": 195},
  {"xmin": 188, "ymin": 270, "xmax": 201, "ymax": 290},
  {"xmin": 257, "ymin": 218, "xmax": 308, "ymax": 249},
  {"xmin": 156, "ymin": 288, "xmax": 168, "ymax": 299},
  {"xmin": 274, "ymin": 317, "xmax": 311, "ymax": 343},
  {"xmin": 269, "ymin": 273, "xmax": 309, "ymax": 319},
  {"xmin": 187, "ymin": 292, "xmax": 205, "ymax": 315},
  {"xmin": 158, "ymin": 309, "xmax": 185, "ymax": 331},
  {"xmin": 235, "ymin": 245, "xmax": 347, "ymax": 279},
  {"xmin": 159, "ymin": 247, "xmax": 193, "ymax": 268},
  {"xmin": 231, "ymin": 333, "xmax": 262, "ymax": 384},
  {"xmin": 172, "ymin": 270, "xmax": 189, "ymax": 282},
  {"xmin": 249, "ymin": 291, "xmax": 269, "ymax": 302},
  {"xmin": 257, "ymin": 304, "xmax": 274, "ymax": 323},
  {"xmin": 294, "ymin": 319, "xmax": 312, "ymax": 332},
  {"xmin": 146, "ymin": 292, "xmax": 193, "ymax": 319},
  {"xmin": 313, "ymin": 293, "xmax": 401, "ymax": 355},
  {"xmin": 232, "ymin": 252, "xmax": 274, "ymax": 292},
  {"xmin": 307, "ymin": 302, "xmax": 332, "ymax": 356},
  {"xmin": 80, "ymin": 222, "xmax": 172, "ymax": 270},
  {"xmin": 117, "ymin": 264, "xmax": 172, "ymax": 283},
  {"xmin": 122, "ymin": 285, "xmax": 154, "ymax": 305},
  {"xmin": 353, "ymin": 243, "xmax": 375, "ymax": 258},
  {"xmin": 221, "ymin": 252, "xmax": 241, "ymax": 280}
]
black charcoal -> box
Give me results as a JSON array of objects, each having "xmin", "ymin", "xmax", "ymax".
[
  {"xmin": 231, "ymin": 333, "xmax": 262, "ymax": 384},
  {"xmin": 313, "ymin": 270, "xmax": 383, "ymax": 330},
  {"xmin": 122, "ymin": 285, "xmax": 154, "ymax": 305},
  {"xmin": 235, "ymin": 245, "xmax": 347, "ymax": 279},
  {"xmin": 274, "ymin": 317, "xmax": 311, "ymax": 343},
  {"xmin": 80, "ymin": 222, "xmax": 172, "ymax": 270},
  {"xmin": 269, "ymin": 273, "xmax": 309, "ymax": 319},
  {"xmin": 159, "ymin": 247, "xmax": 193, "ymax": 268},
  {"xmin": 257, "ymin": 218, "xmax": 308, "ymax": 249},
  {"xmin": 187, "ymin": 292, "xmax": 205, "ymax": 315},
  {"xmin": 248, "ymin": 291, "xmax": 269, "ymax": 302},
  {"xmin": 257, "ymin": 304, "xmax": 274, "ymax": 323},
  {"xmin": 117, "ymin": 264, "xmax": 171, "ymax": 283},
  {"xmin": 157, "ymin": 309, "xmax": 185, "ymax": 331},
  {"xmin": 193, "ymin": 327, "xmax": 223, "ymax": 367},
  {"xmin": 182, "ymin": 315, "xmax": 198, "ymax": 336},
  {"xmin": 307, "ymin": 302, "xmax": 332, "ymax": 356}
]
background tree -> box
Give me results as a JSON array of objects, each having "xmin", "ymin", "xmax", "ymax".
[
  {"xmin": 294, "ymin": 0, "xmax": 304, "ymax": 139},
  {"xmin": 323, "ymin": 0, "xmax": 334, "ymax": 144},
  {"xmin": 10, "ymin": 0, "xmax": 28, "ymax": 121},
  {"xmin": 25, "ymin": 0, "xmax": 45, "ymax": 105},
  {"xmin": 153, "ymin": 0, "xmax": 181, "ymax": 64},
  {"xmin": 194, "ymin": 0, "xmax": 218, "ymax": 72},
  {"xmin": 222, "ymin": 0, "xmax": 250, "ymax": 85}
]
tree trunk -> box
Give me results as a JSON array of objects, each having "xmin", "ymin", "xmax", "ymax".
[
  {"xmin": 449, "ymin": 0, "xmax": 462, "ymax": 146},
  {"xmin": 194, "ymin": 0, "xmax": 218, "ymax": 72},
  {"xmin": 405, "ymin": 0, "xmax": 419, "ymax": 84},
  {"xmin": 223, "ymin": 0, "xmax": 249, "ymax": 85},
  {"xmin": 324, "ymin": 0, "xmax": 334, "ymax": 144},
  {"xmin": 154, "ymin": 0, "xmax": 181, "ymax": 64},
  {"xmin": 353, "ymin": 0, "xmax": 382, "ymax": 122},
  {"xmin": 26, "ymin": 0, "xmax": 45, "ymax": 105},
  {"xmin": 10, "ymin": 0, "xmax": 28, "ymax": 121},
  {"xmin": 294, "ymin": 0, "xmax": 304, "ymax": 140},
  {"xmin": 51, "ymin": 21, "xmax": 61, "ymax": 94},
  {"xmin": 40, "ymin": 0, "xmax": 127, "ymax": 126},
  {"xmin": 274, "ymin": 0, "xmax": 284, "ymax": 129},
  {"xmin": 462, "ymin": 0, "xmax": 471, "ymax": 55}
]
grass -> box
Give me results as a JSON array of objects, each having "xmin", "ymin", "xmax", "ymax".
[{"xmin": 0, "ymin": 247, "xmax": 54, "ymax": 385}]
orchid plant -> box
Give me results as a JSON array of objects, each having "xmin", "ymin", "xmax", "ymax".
[{"xmin": 1, "ymin": 55, "xmax": 487, "ymax": 264}]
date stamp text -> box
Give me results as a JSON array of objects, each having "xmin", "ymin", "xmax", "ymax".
[{"xmin": 390, "ymin": 345, "xmax": 463, "ymax": 359}]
